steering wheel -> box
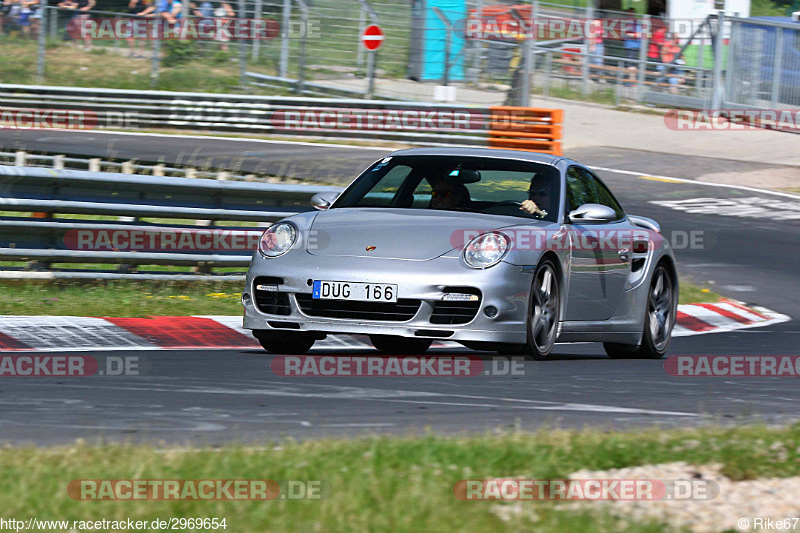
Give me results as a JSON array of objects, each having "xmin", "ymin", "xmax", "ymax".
[{"xmin": 481, "ymin": 200, "xmax": 523, "ymax": 214}]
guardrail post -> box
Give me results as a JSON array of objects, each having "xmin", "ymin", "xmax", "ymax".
[
  {"xmin": 15, "ymin": 151, "xmax": 27, "ymax": 167},
  {"xmin": 89, "ymin": 158, "xmax": 101, "ymax": 172},
  {"xmin": 185, "ymin": 168, "xmax": 197, "ymax": 179},
  {"xmin": 153, "ymin": 164, "xmax": 165, "ymax": 176},
  {"xmin": 121, "ymin": 161, "xmax": 135, "ymax": 174},
  {"xmin": 53, "ymin": 155, "xmax": 65, "ymax": 170},
  {"xmin": 217, "ymin": 171, "xmax": 230, "ymax": 180}
]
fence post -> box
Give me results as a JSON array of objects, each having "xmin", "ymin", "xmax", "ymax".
[
  {"xmin": 252, "ymin": 0, "xmax": 262, "ymax": 61},
  {"xmin": 279, "ymin": 0, "xmax": 291, "ymax": 77},
  {"xmin": 543, "ymin": 49, "xmax": 551, "ymax": 98},
  {"xmin": 151, "ymin": 32, "xmax": 161, "ymax": 88},
  {"xmin": 431, "ymin": 8, "xmax": 452, "ymax": 86},
  {"xmin": 520, "ymin": 0, "xmax": 538, "ymax": 106},
  {"xmin": 49, "ymin": 6, "xmax": 57, "ymax": 39},
  {"xmin": 357, "ymin": 5, "xmax": 366, "ymax": 68},
  {"xmin": 467, "ymin": 0, "xmax": 484, "ymax": 86},
  {"xmin": 636, "ymin": 14, "xmax": 650, "ymax": 102},
  {"xmin": 711, "ymin": 12, "xmax": 725, "ymax": 110},
  {"xmin": 296, "ymin": 0, "xmax": 308, "ymax": 95},
  {"xmin": 238, "ymin": 0, "xmax": 247, "ymax": 86},
  {"xmin": 723, "ymin": 14, "xmax": 737, "ymax": 106},
  {"xmin": 770, "ymin": 27, "xmax": 783, "ymax": 107},
  {"xmin": 582, "ymin": 4, "xmax": 593, "ymax": 96},
  {"xmin": 37, "ymin": 1, "xmax": 48, "ymax": 83}
]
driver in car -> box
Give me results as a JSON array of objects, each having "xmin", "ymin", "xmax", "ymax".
[
  {"xmin": 429, "ymin": 179, "xmax": 472, "ymax": 210},
  {"xmin": 520, "ymin": 176, "xmax": 554, "ymax": 218}
]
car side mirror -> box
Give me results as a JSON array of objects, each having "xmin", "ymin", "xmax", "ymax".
[
  {"xmin": 568, "ymin": 203, "xmax": 617, "ymax": 224},
  {"xmin": 311, "ymin": 191, "xmax": 339, "ymax": 211}
]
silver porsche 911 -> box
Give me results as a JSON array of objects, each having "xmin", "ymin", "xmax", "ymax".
[{"xmin": 242, "ymin": 147, "xmax": 678, "ymax": 360}]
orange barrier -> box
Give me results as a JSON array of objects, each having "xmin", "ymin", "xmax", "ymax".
[{"xmin": 488, "ymin": 107, "xmax": 563, "ymax": 156}]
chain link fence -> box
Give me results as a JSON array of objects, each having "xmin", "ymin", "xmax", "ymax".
[
  {"xmin": 725, "ymin": 15, "xmax": 800, "ymax": 107},
  {"xmin": 2, "ymin": 0, "xmax": 796, "ymax": 110}
]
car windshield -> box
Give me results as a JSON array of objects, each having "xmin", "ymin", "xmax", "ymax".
[{"xmin": 333, "ymin": 155, "xmax": 561, "ymax": 222}]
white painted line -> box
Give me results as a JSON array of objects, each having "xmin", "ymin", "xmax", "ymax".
[{"xmin": 589, "ymin": 165, "xmax": 800, "ymax": 200}]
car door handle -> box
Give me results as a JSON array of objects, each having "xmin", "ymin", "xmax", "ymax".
[{"xmin": 618, "ymin": 249, "xmax": 630, "ymax": 262}]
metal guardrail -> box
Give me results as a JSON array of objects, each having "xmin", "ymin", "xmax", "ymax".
[
  {"xmin": 0, "ymin": 166, "xmax": 342, "ymax": 279},
  {"xmin": 0, "ymin": 84, "xmax": 564, "ymax": 150}
]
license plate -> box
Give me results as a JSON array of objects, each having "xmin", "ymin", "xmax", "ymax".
[{"xmin": 312, "ymin": 281, "xmax": 397, "ymax": 302}]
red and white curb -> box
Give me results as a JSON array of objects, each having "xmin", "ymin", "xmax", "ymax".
[
  {"xmin": 0, "ymin": 301, "xmax": 789, "ymax": 352},
  {"xmin": 672, "ymin": 300, "xmax": 789, "ymax": 337}
]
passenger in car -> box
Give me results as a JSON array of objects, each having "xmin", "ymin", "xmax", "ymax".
[{"xmin": 429, "ymin": 179, "xmax": 472, "ymax": 211}]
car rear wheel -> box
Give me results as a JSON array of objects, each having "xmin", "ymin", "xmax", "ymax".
[
  {"xmin": 604, "ymin": 263, "xmax": 676, "ymax": 360},
  {"xmin": 525, "ymin": 259, "xmax": 561, "ymax": 361},
  {"xmin": 370, "ymin": 335, "xmax": 432, "ymax": 355},
  {"xmin": 253, "ymin": 330, "xmax": 317, "ymax": 355}
]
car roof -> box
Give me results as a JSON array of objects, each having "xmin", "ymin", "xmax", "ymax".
[{"xmin": 387, "ymin": 147, "xmax": 565, "ymax": 166}]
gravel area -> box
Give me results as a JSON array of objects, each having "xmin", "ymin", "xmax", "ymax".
[{"xmin": 491, "ymin": 461, "xmax": 800, "ymax": 532}]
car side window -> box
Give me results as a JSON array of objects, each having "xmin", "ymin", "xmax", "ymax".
[
  {"xmin": 576, "ymin": 168, "xmax": 625, "ymax": 220},
  {"xmin": 565, "ymin": 167, "xmax": 587, "ymax": 212}
]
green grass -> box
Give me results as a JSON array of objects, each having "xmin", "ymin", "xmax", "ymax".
[
  {"xmin": 0, "ymin": 278, "xmax": 720, "ymax": 316},
  {"xmin": 3, "ymin": 423, "xmax": 799, "ymax": 531},
  {"xmin": 678, "ymin": 282, "xmax": 721, "ymax": 305},
  {"xmin": 0, "ymin": 280, "xmax": 245, "ymax": 316}
]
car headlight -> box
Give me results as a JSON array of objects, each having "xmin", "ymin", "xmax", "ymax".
[
  {"xmin": 258, "ymin": 222, "xmax": 297, "ymax": 258},
  {"xmin": 463, "ymin": 232, "xmax": 510, "ymax": 269}
]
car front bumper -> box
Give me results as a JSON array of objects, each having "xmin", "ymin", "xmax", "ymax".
[{"xmin": 242, "ymin": 251, "xmax": 534, "ymax": 344}]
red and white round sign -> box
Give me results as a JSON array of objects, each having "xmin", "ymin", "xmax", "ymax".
[{"xmin": 361, "ymin": 24, "xmax": 384, "ymax": 51}]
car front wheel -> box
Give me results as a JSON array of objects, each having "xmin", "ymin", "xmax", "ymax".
[
  {"xmin": 525, "ymin": 259, "xmax": 561, "ymax": 360},
  {"xmin": 253, "ymin": 330, "xmax": 317, "ymax": 355}
]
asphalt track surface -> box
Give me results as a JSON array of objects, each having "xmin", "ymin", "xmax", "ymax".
[{"xmin": 1, "ymin": 131, "xmax": 799, "ymax": 445}]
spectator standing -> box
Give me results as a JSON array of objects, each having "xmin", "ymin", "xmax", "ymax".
[
  {"xmin": 623, "ymin": 7, "xmax": 641, "ymax": 84},
  {"xmin": 74, "ymin": 0, "xmax": 95, "ymax": 50},
  {"xmin": 28, "ymin": 0, "xmax": 42, "ymax": 38},
  {"xmin": 587, "ymin": 17, "xmax": 604, "ymax": 80},
  {"xmin": 2, "ymin": 0, "xmax": 22, "ymax": 36},
  {"xmin": 127, "ymin": 0, "xmax": 153, "ymax": 58},
  {"xmin": 213, "ymin": 1, "xmax": 234, "ymax": 52}
]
